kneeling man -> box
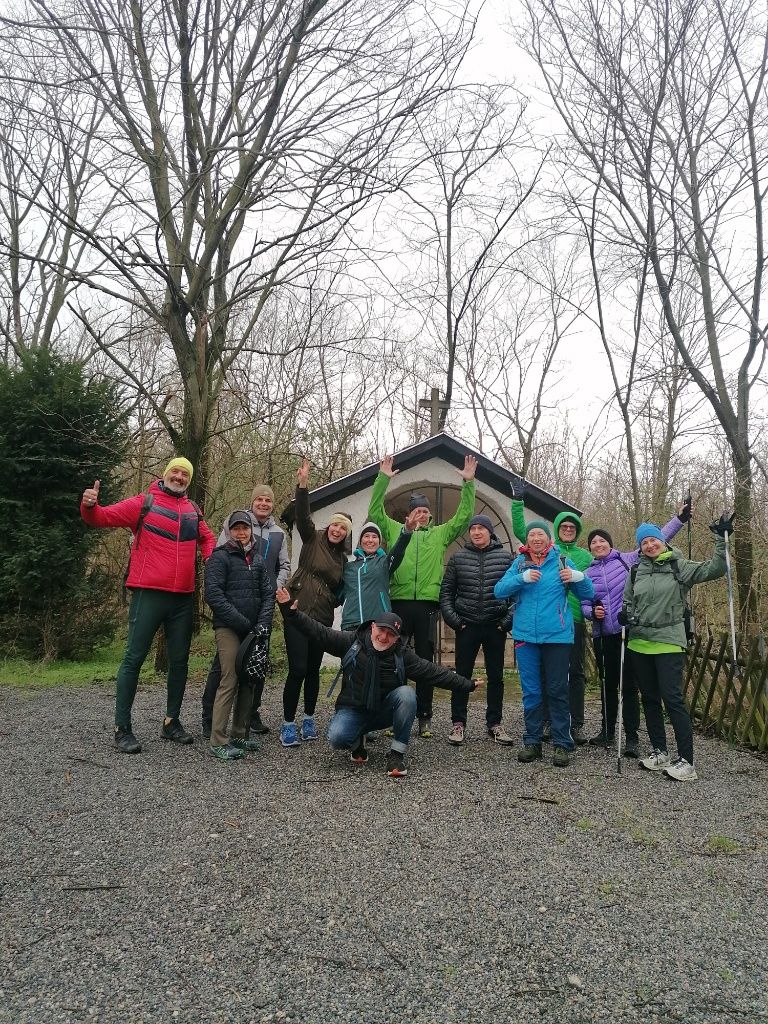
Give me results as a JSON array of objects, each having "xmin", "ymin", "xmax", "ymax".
[{"xmin": 275, "ymin": 589, "xmax": 482, "ymax": 777}]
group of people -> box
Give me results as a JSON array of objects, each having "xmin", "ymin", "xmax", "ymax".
[{"xmin": 80, "ymin": 451, "xmax": 733, "ymax": 782}]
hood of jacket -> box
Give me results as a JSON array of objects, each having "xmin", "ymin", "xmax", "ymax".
[{"xmin": 553, "ymin": 510, "xmax": 583, "ymax": 544}]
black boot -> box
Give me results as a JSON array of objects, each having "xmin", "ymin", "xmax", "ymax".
[
  {"xmin": 250, "ymin": 711, "xmax": 270, "ymax": 735},
  {"xmin": 161, "ymin": 718, "xmax": 193, "ymax": 745},
  {"xmin": 114, "ymin": 727, "xmax": 142, "ymax": 754}
]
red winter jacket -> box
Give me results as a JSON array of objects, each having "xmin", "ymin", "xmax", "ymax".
[{"xmin": 80, "ymin": 480, "xmax": 216, "ymax": 593}]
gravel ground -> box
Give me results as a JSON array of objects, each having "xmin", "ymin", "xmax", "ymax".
[{"xmin": 1, "ymin": 679, "xmax": 767, "ymax": 1024}]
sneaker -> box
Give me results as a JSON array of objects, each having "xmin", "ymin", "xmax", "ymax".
[
  {"xmin": 280, "ymin": 722, "xmax": 301, "ymax": 747},
  {"xmin": 250, "ymin": 711, "xmax": 270, "ymax": 735},
  {"xmin": 663, "ymin": 756, "xmax": 698, "ymax": 782},
  {"xmin": 229, "ymin": 737, "xmax": 261, "ymax": 752},
  {"xmin": 517, "ymin": 743, "xmax": 543, "ymax": 763},
  {"xmin": 161, "ymin": 718, "xmax": 193, "ymax": 745},
  {"xmin": 201, "ymin": 720, "xmax": 212, "ymax": 739},
  {"xmin": 488, "ymin": 724, "xmax": 515, "ymax": 745},
  {"xmin": 114, "ymin": 727, "xmax": 142, "ymax": 754},
  {"xmin": 571, "ymin": 726, "xmax": 587, "ymax": 746},
  {"xmin": 623, "ymin": 738, "xmax": 640, "ymax": 759},
  {"xmin": 300, "ymin": 716, "xmax": 319, "ymax": 741},
  {"xmin": 552, "ymin": 746, "xmax": 571, "ymax": 768},
  {"xmin": 386, "ymin": 750, "xmax": 408, "ymax": 778},
  {"xmin": 418, "ymin": 716, "xmax": 433, "ymax": 739},
  {"xmin": 541, "ymin": 724, "xmax": 551, "ymax": 743},
  {"xmin": 209, "ymin": 744, "xmax": 245, "ymax": 761},
  {"xmin": 447, "ymin": 722, "xmax": 465, "ymax": 745},
  {"xmin": 588, "ymin": 730, "xmax": 614, "ymax": 747},
  {"xmin": 350, "ymin": 738, "xmax": 368, "ymax": 765},
  {"xmin": 639, "ymin": 748, "xmax": 670, "ymax": 771}
]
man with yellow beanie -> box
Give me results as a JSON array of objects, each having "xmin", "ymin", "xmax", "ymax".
[{"xmin": 81, "ymin": 457, "xmax": 216, "ymax": 754}]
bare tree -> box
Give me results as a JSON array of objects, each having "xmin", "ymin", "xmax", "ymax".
[
  {"xmin": 0, "ymin": 0, "xmax": 473, "ymax": 502},
  {"xmin": 527, "ymin": 0, "xmax": 768, "ymax": 623}
]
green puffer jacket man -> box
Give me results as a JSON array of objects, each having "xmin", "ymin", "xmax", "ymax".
[
  {"xmin": 511, "ymin": 502, "xmax": 592, "ymax": 622},
  {"xmin": 367, "ymin": 457, "xmax": 477, "ymax": 603}
]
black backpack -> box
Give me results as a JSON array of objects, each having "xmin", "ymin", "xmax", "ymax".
[{"xmin": 123, "ymin": 491, "xmax": 203, "ymax": 589}]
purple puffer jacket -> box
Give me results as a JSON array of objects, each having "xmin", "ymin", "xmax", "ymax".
[{"xmin": 582, "ymin": 517, "xmax": 684, "ymax": 636}]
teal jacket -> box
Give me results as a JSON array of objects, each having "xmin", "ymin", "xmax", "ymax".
[
  {"xmin": 340, "ymin": 528, "xmax": 412, "ymax": 629},
  {"xmin": 367, "ymin": 472, "xmax": 476, "ymax": 603},
  {"xmin": 510, "ymin": 502, "xmax": 592, "ymax": 622}
]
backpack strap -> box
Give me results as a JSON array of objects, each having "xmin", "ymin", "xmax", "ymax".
[
  {"xmin": 326, "ymin": 639, "xmax": 361, "ymax": 698},
  {"xmin": 133, "ymin": 491, "xmax": 154, "ymax": 549}
]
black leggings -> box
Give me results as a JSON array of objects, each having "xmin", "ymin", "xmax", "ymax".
[
  {"xmin": 282, "ymin": 617, "xmax": 325, "ymax": 721},
  {"xmin": 593, "ymin": 632, "xmax": 640, "ymax": 741}
]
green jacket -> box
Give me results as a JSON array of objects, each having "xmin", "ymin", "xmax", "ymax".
[
  {"xmin": 367, "ymin": 472, "xmax": 476, "ymax": 603},
  {"xmin": 510, "ymin": 502, "xmax": 592, "ymax": 621},
  {"xmin": 623, "ymin": 539, "xmax": 726, "ymax": 648}
]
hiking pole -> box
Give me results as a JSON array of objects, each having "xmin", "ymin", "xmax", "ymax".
[
  {"xmin": 685, "ymin": 487, "xmax": 696, "ymax": 640},
  {"xmin": 616, "ymin": 625, "xmax": 626, "ymax": 775},
  {"xmin": 593, "ymin": 601, "xmax": 607, "ymax": 744},
  {"xmin": 723, "ymin": 528, "xmax": 741, "ymax": 678}
]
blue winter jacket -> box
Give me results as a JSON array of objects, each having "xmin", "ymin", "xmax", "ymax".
[{"xmin": 494, "ymin": 546, "xmax": 594, "ymax": 644}]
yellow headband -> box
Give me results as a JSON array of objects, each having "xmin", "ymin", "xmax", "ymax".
[{"xmin": 163, "ymin": 457, "xmax": 194, "ymax": 481}]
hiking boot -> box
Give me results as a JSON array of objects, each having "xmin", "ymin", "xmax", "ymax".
[
  {"xmin": 418, "ymin": 716, "xmax": 433, "ymax": 739},
  {"xmin": 386, "ymin": 750, "xmax": 408, "ymax": 778},
  {"xmin": 541, "ymin": 724, "xmax": 551, "ymax": 743},
  {"xmin": 350, "ymin": 737, "xmax": 368, "ymax": 765},
  {"xmin": 250, "ymin": 711, "xmax": 270, "ymax": 735},
  {"xmin": 640, "ymin": 748, "xmax": 670, "ymax": 771},
  {"xmin": 280, "ymin": 722, "xmax": 301, "ymax": 747},
  {"xmin": 588, "ymin": 730, "xmax": 614, "ymax": 747},
  {"xmin": 364, "ymin": 731, "xmax": 379, "ymax": 742},
  {"xmin": 201, "ymin": 720, "xmax": 212, "ymax": 739},
  {"xmin": 161, "ymin": 718, "xmax": 193, "ymax": 745},
  {"xmin": 623, "ymin": 737, "xmax": 640, "ymax": 759},
  {"xmin": 517, "ymin": 744, "xmax": 542, "ymax": 763},
  {"xmin": 447, "ymin": 722, "xmax": 465, "ymax": 745},
  {"xmin": 552, "ymin": 746, "xmax": 571, "ymax": 768},
  {"xmin": 488, "ymin": 724, "xmax": 515, "ymax": 745},
  {"xmin": 229, "ymin": 737, "xmax": 261, "ymax": 753},
  {"xmin": 300, "ymin": 716, "xmax": 319, "ymax": 741},
  {"xmin": 114, "ymin": 727, "xmax": 142, "ymax": 754},
  {"xmin": 663, "ymin": 756, "xmax": 698, "ymax": 782},
  {"xmin": 571, "ymin": 726, "xmax": 587, "ymax": 746},
  {"xmin": 209, "ymin": 744, "xmax": 245, "ymax": 762}
]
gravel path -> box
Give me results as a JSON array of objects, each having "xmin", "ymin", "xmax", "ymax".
[{"xmin": 1, "ymin": 680, "xmax": 767, "ymax": 1024}]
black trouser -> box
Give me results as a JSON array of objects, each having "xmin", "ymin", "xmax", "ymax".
[
  {"xmin": 202, "ymin": 648, "xmax": 266, "ymax": 728},
  {"xmin": 541, "ymin": 620, "xmax": 587, "ymax": 729},
  {"xmin": 592, "ymin": 632, "xmax": 639, "ymax": 741},
  {"xmin": 282, "ymin": 616, "xmax": 324, "ymax": 721},
  {"xmin": 391, "ymin": 599, "xmax": 439, "ymax": 719},
  {"xmin": 450, "ymin": 623, "xmax": 507, "ymax": 728},
  {"xmin": 630, "ymin": 650, "xmax": 693, "ymax": 763}
]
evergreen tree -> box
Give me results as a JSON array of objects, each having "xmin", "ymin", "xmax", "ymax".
[{"xmin": 0, "ymin": 352, "xmax": 128, "ymax": 657}]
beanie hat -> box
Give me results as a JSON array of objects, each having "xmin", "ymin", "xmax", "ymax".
[
  {"xmin": 469, "ymin": 514, "xmax": 494, "ymax": 533},
  {"xmin": 525, "ymin": 519, "xmax": 552, "ymax": 541},
  {"xmin": 409, "ymin": 492, "xmax": 430, "ymax": 512},
  {"xmin": 357, "ymin": 521, "xmax": 383, "ymax": 544},
  {"xmin": 163, "ymin": 457, "xmax": 194, "ymax": 480},
  {"xmin": 251, "ymin": 484, "xmax": 274, "ymax": 502},
  {"xmin": 328, "ymin": 513, "xmax": 353, "ymax": 537},
  {"xmin": 588, "ymin": 528, "xmax": 613, "ymax": 549},
  {"xmin": 228, "ymin": 510, "xmax": 253, "ymax": 530},
  {"xmin": 636, "ymin": 523, "xmax": 665, "ymax": 545}
]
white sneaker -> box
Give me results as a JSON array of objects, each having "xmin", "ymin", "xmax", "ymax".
[
  {"xmin": 640, "ymin": 748, "xmax": 671, "ymax": 771},
  {"xmin": 447, "ymin": 722, "xmax": 465, "ymax": 745},
  {"xmin": 663, "ymin": 756, "xmax": 698, "ymax": 781}
]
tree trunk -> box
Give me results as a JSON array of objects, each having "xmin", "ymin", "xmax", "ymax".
[{"xmin": 731, "ymin": 447, "xmax": 757, "ymax": 628}]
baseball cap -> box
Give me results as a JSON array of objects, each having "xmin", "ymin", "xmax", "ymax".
[{"xmin": 373, "ymin": 612, "xmax": 402, "ymax": 636}]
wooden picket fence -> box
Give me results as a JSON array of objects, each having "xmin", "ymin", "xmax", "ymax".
[{"xmin": 683, "ymin": 633, "xmax": 768, "ymax": 751}]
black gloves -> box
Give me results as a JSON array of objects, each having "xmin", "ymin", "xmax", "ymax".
[
  {"xmin": 617, "ymin": 609, "xmax": 629, "ymax": 626},
  {"xmin": 679, "ymin": 495, "xmax": 692, "ymax": 523},
  {"xmin": 709, "ymin": 513, "xmax": 735, "ymax": 537},
  {"xmin": 510, "ymin": 475, "xmax": 527, "ymax": 501}
]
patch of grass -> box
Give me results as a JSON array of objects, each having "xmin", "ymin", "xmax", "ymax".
[
  {"xmin": 717, "ymin": 967, "xmax": 735, "ymax": 982},
  {"xmin": 629, "ymin": 824, "xmax": 659, "ymax": 848},
  {"xmin": 599, "ymin": 880, "xmax": 615, "ymax": 896},
  {"xmin": 704, "ymin": 834, "xmax": 740, "ymax": 856},
  {"xmin": 577, "ymin": 817, "xmax": 595, "ymax": 831}
]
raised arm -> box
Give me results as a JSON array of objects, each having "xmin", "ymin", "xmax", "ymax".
[
  {"xmin": 294, "ymin": 474, "xmax": 317, "ymax": 545},
  {"xmin": 433, "ymin": 456, "xmax": 477, "ymax": 545},
  {"xmin": 387, "ymin": 525, "xmax": 413, "ymax": 577},
  {"xmin": 366, "ymin": 457, "xmax": 405, "ymax": 548},
  {"xmin": 80, "ymin": 483, "xmax": 145, "ymax": 531}
]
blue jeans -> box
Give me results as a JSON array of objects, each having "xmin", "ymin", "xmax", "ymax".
[
  {"xmin": 327, "ymin": 686, "xmax": 417, "ymax": 754},
  {"xmin": 514, "ymin": 642, "xmax": 573, "ymax": 750}
]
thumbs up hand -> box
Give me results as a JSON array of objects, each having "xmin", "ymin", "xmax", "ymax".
[{"xmin": 82, "ymin": 480, "xmax": 100, "ymax": 508}]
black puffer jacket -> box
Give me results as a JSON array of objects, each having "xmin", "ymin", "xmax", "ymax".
[
  {"xmin": 439, "ymin": 537, "xmax": 515, "ymax": 630},
  {"xmin": 204, "ymin": 541, "xmax": 275, "ymax": 638}
]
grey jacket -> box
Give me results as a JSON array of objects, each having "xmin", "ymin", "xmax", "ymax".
[{"xmin": 217, "ymin": 512, "xmax": 290, "ymax": 589}]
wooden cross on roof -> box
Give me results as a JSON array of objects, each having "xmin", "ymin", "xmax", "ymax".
[{"xmin": 419, "ymin": 387, "xmax": 450, "ymax": 436}]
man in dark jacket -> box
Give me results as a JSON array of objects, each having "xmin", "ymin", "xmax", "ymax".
[
  {"xmin": 275, "ymin": 589, "xmax": 483, "ymax": 778},
  {"xmin": 204, "ymin": 511, "xmax": 275, "ymax": 760},
  {"xmin": 439, "ymin": 514, "xmax": 515, "ymax": 745},
  {"xmin": 202, "ymin": 483, "xmax": 288, "ymax": 737}
]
